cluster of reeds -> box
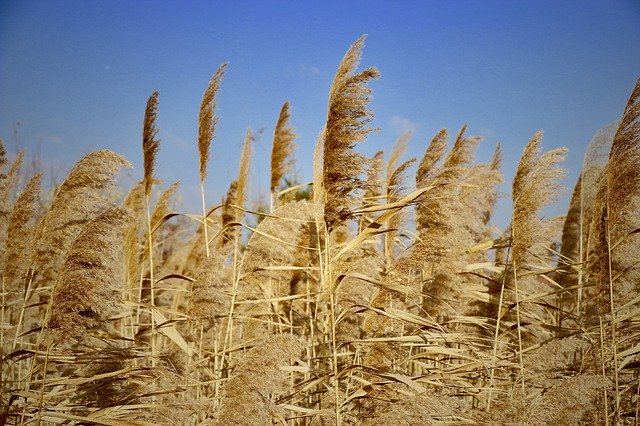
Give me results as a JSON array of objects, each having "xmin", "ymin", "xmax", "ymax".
[{"xmin": 1, "ymin": 35, "xmax": 638, "ymax": 425}]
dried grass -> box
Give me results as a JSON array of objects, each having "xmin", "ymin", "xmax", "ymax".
[{"xmin": 1, "ymin": 39, "xmax": 637, "ymax": 426}]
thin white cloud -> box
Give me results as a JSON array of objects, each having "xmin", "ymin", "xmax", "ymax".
[
  {"xmin": 479, "ymin": 127, "xmax": 497, "ymax": 139},
  {"xmin": 297, "ymin": 63, "xmax": 321, "ymax": 77},
  {"xmin": 389, "ymin": 115, "xmax": 418, "ymax": 134}
]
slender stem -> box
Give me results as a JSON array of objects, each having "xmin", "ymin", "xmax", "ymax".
[
  {"xmin": 221, "ymin": 231, "xmax": 241, "ymax": 374},
  {"xmin": 0, "ymin": 276, "xmax": 5, "ymax": 402},
  {"xmin": 512, "ymin": 262, "xmax": 525, "ymax": 394},
  {"xmin": 145, "ymin": 193, "xmax": 156, "ymax": 367},
  {"xmin": 487, "ymin": 245, "xmax": 511, "ymax": 411},
  {"xmin": 600, "ymin": 317, "xmax": 610, "ymax": 426},
  {"xmin": 200, "ymin": 180, "xmax": 210, "ymax": 258},
  {"xmin": 606, "ymin": 224, "xmax": 620, "ymax": 422}
]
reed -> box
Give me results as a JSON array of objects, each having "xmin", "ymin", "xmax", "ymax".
[{"xmin": 1, "ymin": 38, "xmax": 636, "ymax": 426}]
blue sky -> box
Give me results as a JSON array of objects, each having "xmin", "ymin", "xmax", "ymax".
[{"xmin": 1, "ymin": 0, "xmax": 639, "ymax": 227}]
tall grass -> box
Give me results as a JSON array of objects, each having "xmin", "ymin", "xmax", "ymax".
[{"xmin": 0, "ymin": 36, "xmax": 638, "ymax": 425}]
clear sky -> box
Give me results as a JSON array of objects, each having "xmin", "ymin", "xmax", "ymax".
[{"xmin": 1, "ymin": 0, "xmax": 639, "ymax": 226}]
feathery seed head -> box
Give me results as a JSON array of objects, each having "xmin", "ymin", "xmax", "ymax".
[
  {"xmin": 270, "ymin": 101, "xmax": 297, "ymax": 192},
  {"xmin": 198, "ymin": 63, "xmax": 228, "ymax": 182},
  {"xmin": 143, "ymin": 91, "xmax": 160, "ymax": 197},
  {"xmin": 323, "ymin": 35, "xmax": 380, "ymax": 230},
  {"xmin": 47, "ymin": 207, "xmax": 132, "ymax": 343}
]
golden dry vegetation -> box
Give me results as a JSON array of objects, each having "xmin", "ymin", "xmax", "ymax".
[{"xmin": 1, "ymin": 35, "xmax": 639, "ymax": 425}]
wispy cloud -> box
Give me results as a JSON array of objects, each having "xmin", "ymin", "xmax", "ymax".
[
  {"xmin": 296, "ymin": 63, "xmax": 321, "ymax": 77},
  {"xmin": 479, "ymin": 127, "xmax": 497, "ymax": 139},
  {"xmin": 389, "ymin": 115, "xmax": 418, "ymax": 134}
]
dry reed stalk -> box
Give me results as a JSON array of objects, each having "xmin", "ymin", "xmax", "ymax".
[
  {"xmin": 141, "ymin": 90, "xmax": 161, "ymax": 368},
  {"xmin": 187, "ymin": 249, "xmax": 232, "ymax": 328},
  {"xmin": 411, "ymin": 126, "xmax": 481, "ymax": 321},
  {"xmin": 357, "ymin": 150, "xmax": 385, "ymax": 232},
  {"xmin": 213, "ymin": 334, "xmax": 304, "ymax": 425},
  {"xmin": 459, "ymin": 162, "xmax": 503, "ymax": 246},
  {"xmin": 386, "ymin": 132, "xmax": 411, "ymax": 184},
  {"xmin": 47, "ymin": 207, "xmax": 132, "ymax": 344},
  {"xmin": 30, "ymin": 150, "xmax": 131, "ymax": 292},
  {"xmin": 317, "ymin": 36, "xmax": 379, "ymax": 424},
  {"xmin": 143, "ymin": 91, "xmax": 160, "ymax": 198},
  {"xmin": 415, "ymin": 129, "xmax": 448, "ymax": 233},
  {"xmin": 556, "ymin": 174, "xmax": 582, "ymax": 329},
  {"xmin": 588, "ymin": 79, "xmax": 640, "ymax": 318},
  {"xmin": 415, "ymin": 125, "xmax": 478, "ymax": 238},
  {"xmin": 524, "ymin": 375, "xmax": 610, "ymax": 425},
  {"xmin": 363, "ymin": 150, "xmax": 385, "ymax": 207},
  {"xmin": 198, "ymin": 63, "xmax": 227, "ymax": 184},
  {"xmin": 362, "ymin": 393, "xmax": 466, "ymax": 425},
  {"xmin": 383, "ymin": 132, "xmax": 412, "ymax": 264},
  {"xmin": 235, "ymin": 129, "xmax": 254, "ymax": 226},
  {"xmin": 312, "ymin": 126, "xmax": 326, "ymax": 228},
  {"xmin": 270, "ymin": 101, "xmax": 297, "ymax": 209},
  {"xmin": 198, "ymin": 63, "xmax": 227, "ymax": 258},
  {"xmin": 0, "ymin": 139, "xmax": 6, "ymax": 171},
  {"xmin": 0, "ymin": 149, "xmax": 23, "ymax": 210},
  {"xmin": 2, "ymin": 173, "xmax": 42, "ymax": 321},
  {"xmin": 384, "ymin": 158, "xmax": 416, "ymax": 265},
  {"xmin": 236, "ymin": 200, "xmax": 317, "ymax": 341},
  {"xmin": 150, "ymin": 181, "xmax": 180, "ymax": 234},
  {"xmin": 511, "ymin": 132, "xmax": 567, "ymax": 269},
  {"xmin": 219, "ymin": 130, "xmax": 255, "ymax": 382},
  {"xmin": 322, "ymin": 35, "xmax": 379, "ymax": 231},
  {"xmin": 508, "ymin": 131, "xmax": 566, "ymax": 391},
  {"xmin": 577, "ymin": 123, "xmax": 616, "ymax": 321},
  {"xmin": 586, "ymin": 79, "xmax": 640, "ymax": 419},
  {"xmin": 0, "ymin": 151, "xmax": 25, "ymax": 260},
  {"xmin": 148, "ymin": 182, "xmax": 181, "ymax": 309},
  {"xmin": 220, "ymin": 180, "xmax": 238, "ymax": 248},
  {"xmin": 121, "ymin": 180, "xmax": 146, "ymax": 305}
]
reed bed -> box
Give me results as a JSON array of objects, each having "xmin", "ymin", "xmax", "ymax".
[{"xmin": 1, "ymin": 35, "xmax": 639, "ymax": 425}]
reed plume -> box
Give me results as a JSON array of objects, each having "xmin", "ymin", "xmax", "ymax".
[
  {"xmin": 384, "ymin": 158, "xmax": 416, "ymax": 264},
  {"xmin": 143, "ymin": 91, "xmax": 160, "ymax": 197},
  {"xmin": 412, "ymin": 126, "xmax": 480, "ymax": 319},
  {"xmin": 505, "ymin": 131, "xmax": 566, "ymax": 389},
  {"xmin": 0, "ymin": 151, "xmax": 24, "ymax": 254},
  {"xmin": 3, "ymin": 173, "xmax": 41, "ymax": 310},
  {"xmin": 31, "ymin": 150, "xmax": 131, "ymax": 290},
  {"xmin": 237, "ymin": 199, "xmax": 317, "ymax": 340},
  {"xmin": 415, "ymin": 129, "xmax": 448, "ymax": 232},
  {"xmin": 121, "ymin": 180, "xmax": 146, "ymax": 301},
  {"xmin": 458, "ymin": 147, "xmax": 503, "ymax": 246},
  {"xmin": 557, "ymin": 174, "xmax": 581, "ymax": 289},
  {"xmin": 312, "ymin": 126, "xmax": 326, "ymax": 224},
  {"xmin": 270, "ymin": 101, "xmax": 297, "ymax": 196},
  {"xmin": 235, "ymin": 129, "xmax": 254, "ymax": 224},
  {"xmin": 584, "ymin": 82, "xmax": 639, "ymax": 420},
  {"xmin": 150, "ymin": 181, "xmax": 180, "ymax": 232},
  {"xmin": 187, "ymin": 248, "xmax": 232, "ymax": 327},
  {"xmin": 364, "ymin": 150, "xmax": 385, "ymax": 207},
  {"xmin": 0, "ymin": 149, "xmax": 23, "ymax": 204},
  {"xmin": 198, "ymin": 64, "xmax": 227, "ymax": 257},
  {"xmin": 322, "ymin": 35, "xmax": 380, "ymax": 231},
  {"xmin": 0, "ymin": 139, "xmax": 6, "ymax": 171},
  {"xmin": 486, "ymin": 143, "xmax": 503, "ymax": 224},
  {"xmin": 198, "ymin": 63, "xmax": 227, "ymax": 183},
  {"xmin": 511, "ymin": 131, "xmax": 567, "ymax": 268},
  {"xmin": 47, "ymin": 207, "xmax": 132, "ymax": 343},
  {"xmin": 220, "ymin": 180, "xmax": 238, "ymax": 245},
  {"xmin": 587, "ymin": 80, "xmax": 640, "ymax": 318},
  {"xmin": 214, "ymin": 334, "xmax": 303, "ymax": 425}
]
